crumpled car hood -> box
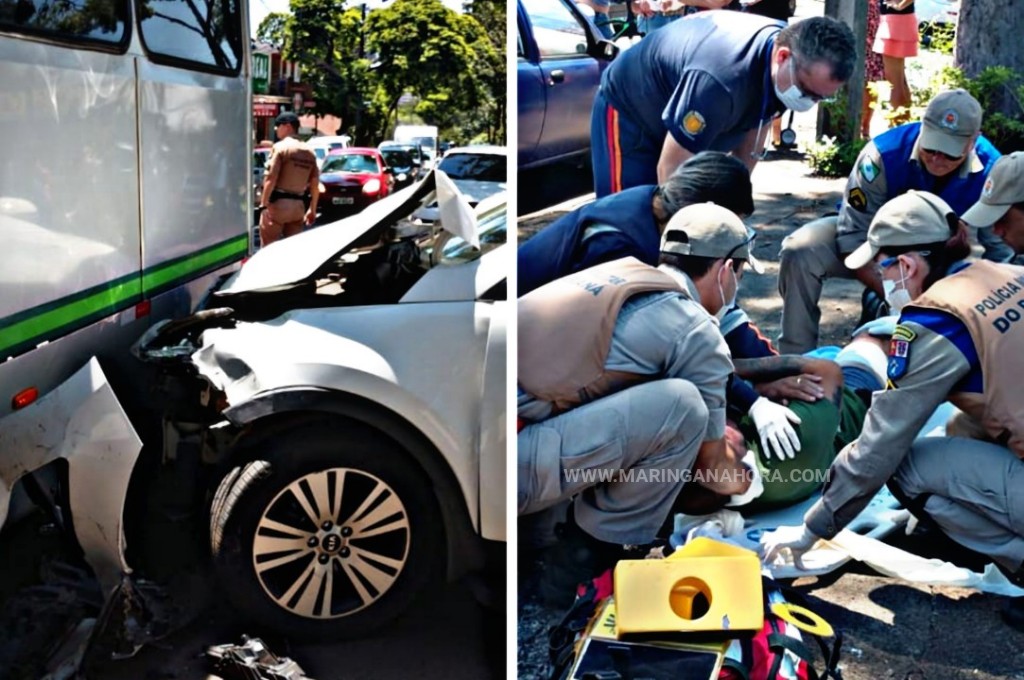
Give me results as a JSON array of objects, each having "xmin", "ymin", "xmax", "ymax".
[{"xmin": 217, "ymin": 170, "xmax": 474, "ymax": 296}]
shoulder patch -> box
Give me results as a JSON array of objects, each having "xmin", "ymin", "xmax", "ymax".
[
  {"xmin": 860, "ymin": 157, "xmax": 880, "ymax": 183},
  {"xmin": 681, "ymin": 111, "xmax": 706, "ymax": 138},
  {"xmin": 848, "ymin": 187, "xmax": 867, "ymax": 212},
  {"xmin": 887, "ymin": 336, "xmax": 911, "ymax": 379},
  {"xmin": 892, "ymin": 324, "xmax": 917, "ymax": 342}
]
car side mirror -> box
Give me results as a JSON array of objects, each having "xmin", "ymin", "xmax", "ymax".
[{"xmin": 590, "ymin": 38, "xmax": 619, "ymax": 61}]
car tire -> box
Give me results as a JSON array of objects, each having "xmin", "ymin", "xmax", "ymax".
[{"xmin": 209, "ymin": 419, "xmax": 443, "ymax": 640}]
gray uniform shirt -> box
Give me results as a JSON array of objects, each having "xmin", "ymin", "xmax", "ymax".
[
  {"xmin": 805, "ymin": 320, "xmax": 970, "ymax": 538},
  {"xmin": 518, "ymin": 265, "xmax": 732, "ymax": 441}
]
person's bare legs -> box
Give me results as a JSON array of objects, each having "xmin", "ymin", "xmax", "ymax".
[
  {"xmin": 861, "ymin": 85, "xmax": 876, "ymax": 139},
  {"xmin": 883, "ymin": 55, "xmax": 911, "ymax": 126}
]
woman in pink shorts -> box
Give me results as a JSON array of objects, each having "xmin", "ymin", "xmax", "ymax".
[{"xmin": 873, "ymin": 0, "xmax": 917, "ymax": 125}]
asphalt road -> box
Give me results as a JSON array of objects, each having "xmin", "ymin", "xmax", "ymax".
[{"xmin": 91, "ymin": 579, "xmax": 502, "ymax": 680}]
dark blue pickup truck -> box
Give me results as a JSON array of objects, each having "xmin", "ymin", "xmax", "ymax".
[{"xmin": 517, "ymin": 0, "xmax": 618, "ymax": 170}]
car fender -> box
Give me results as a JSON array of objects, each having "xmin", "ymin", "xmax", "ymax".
[
  {"xmin": 189, "ymin": 301, "xmax": 501, "ymax": 575},
  {"xmin": 0, "ymin": 358, "xmax": 141, "ymax": 596}
]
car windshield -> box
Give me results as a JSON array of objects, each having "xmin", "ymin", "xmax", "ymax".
[
  {"xmin": 381, "ymin": 149, "xmax": 414, "ymax": 168},
  {"xmin": 437, "ymin": 153, "xmax": 506, "ymax": 182},
  {"xmin": 322, "ymin": 154, "xmax": 379, "ymax": 173},
  {"xmin": 440, "ymin": 201, "xmax": 507, "ymax": 264}
]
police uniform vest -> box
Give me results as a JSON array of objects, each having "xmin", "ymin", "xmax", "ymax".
[
  {"xmin": 911, "ymin": 260, "xmax": 1024, "ymax": 458},
  {"xmin": 873, "ymin": 122, "xmax": 1000, "ymax": 216},
  {"xmin": 517, "ymin": 186, "xmax": 659, "ymax": 296},
  {"xmin": 518, "ymin": 257, "xmax": 683, "ymax": 414}
]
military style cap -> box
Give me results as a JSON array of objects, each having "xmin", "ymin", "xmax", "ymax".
[
  {"xmin": 845, "ymin": 191, "xmax": 956, "ymax": 269},
  {"xmin": 660, "ymin": 203, "xmax": 764, "ymax": 273},
  {"xmin": 962, "ymin": 151, "xmax": 1024, "ymax": 227},
  {"xmin": 274, "ymin": 111, "xmax": 300, "ymax": 127},
  {"xmin": 918, "ymin": 89, "xmax": 983, "ymax": 158}
]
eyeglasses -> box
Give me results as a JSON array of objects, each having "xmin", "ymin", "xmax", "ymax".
[
  {"xmin": 789, "ymin": 57, "xmax": 833, "ymax": 103},
  {"xmin": 875, "ymin": 251, "xmax": 930, "ymax": 276},
  {"xmin": 723, "ymin": 228, "xmax": 757, "ymax": 263},
  {"xmin": 920, "ymin": 147, "xmax": 964, "ymax": 162}
]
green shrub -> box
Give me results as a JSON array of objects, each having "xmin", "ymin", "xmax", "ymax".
[{"xmin": 803, "ymin": 136, "xmax": 868, "ymax": 178}]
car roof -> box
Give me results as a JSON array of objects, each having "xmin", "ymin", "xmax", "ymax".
[
  {"xmin": 326, "ymin": 147, "xmax": 379, "ymax": 155},
  {"xmin": 442, "ymin": 145, "xmax": 506, "ymax": 157}
]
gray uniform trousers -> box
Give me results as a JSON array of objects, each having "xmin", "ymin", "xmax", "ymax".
[
  {"xmin": 892, "ymin": 436, "xmax": 1024, "ymax": 573},
  {"xmin": 517, "ymin": 378, "xmax": 709, "ymax": 545},
  {"xmin": 778, "ymin": 216, "xmax": 854, "ymax": 355}
]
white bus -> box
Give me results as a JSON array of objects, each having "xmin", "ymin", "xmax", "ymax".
[{"xmin": 0, "ymin": 0, "xmax": 249, "ymax": 655}]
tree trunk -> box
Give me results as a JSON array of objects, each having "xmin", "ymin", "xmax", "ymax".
[{"xmin": 955, "ymin": 0, "xmax": 1024, "ymax": 78}]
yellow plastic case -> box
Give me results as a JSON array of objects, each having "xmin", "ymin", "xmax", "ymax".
[{"xmin": 613, "ymin": 537, "xmax": 764, "ymax": 635}]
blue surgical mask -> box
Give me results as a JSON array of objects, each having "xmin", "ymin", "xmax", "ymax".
[{"xmin": 775, "ymin": 58, "xmax": 816, "ymax": 113}]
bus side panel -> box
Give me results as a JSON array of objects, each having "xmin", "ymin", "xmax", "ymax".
[
  {"xmin": 137, "ymin": 65, "xmax": 249, "ymax": 288},
  {"xmin": 0, "ymin": 44, "xmax": 141, "ymax": 340}
]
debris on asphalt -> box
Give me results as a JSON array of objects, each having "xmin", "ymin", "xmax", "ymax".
[{"xmin": 206, "ymin": 636, "xmax": 314, "ymax": 680}]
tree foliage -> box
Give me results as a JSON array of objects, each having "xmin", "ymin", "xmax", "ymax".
[{"xmin": 278, "ymin": 0, "xmax": 504, "ymax": 145}]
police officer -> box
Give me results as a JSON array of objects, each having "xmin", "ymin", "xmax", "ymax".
[
  {"xmin": 518, "ymin": 151, "xmax": 754, "ymax": 296},
  {"xmin": 778, "ymin": 89, "xmax": 1002, "ymax": 354},
  {"xmin": 763, "ymin": 191, "xmax": 1024, "ymax": 631},
  {"xmin": 259, "ymin": 112, "xmax": 319, "ymax": 247},
  {"xmin": 590, "ymin": 12, "xmax": 855, "ymax": 196},
  {"xmin": 963, "ymin": 151, "xmax": 1024, "ymax": 259},
  {"xmin": 518, "ymin": 205, "xmax": 758, "ymax": 605}
]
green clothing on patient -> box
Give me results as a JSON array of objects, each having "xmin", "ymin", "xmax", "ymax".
[{"xmin": 739, "ymin": 386, "xmax": 869, "ymax": 512}]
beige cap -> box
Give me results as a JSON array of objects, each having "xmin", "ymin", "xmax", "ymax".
[
  {"xmin": 845, "ymin": 191, "xmax": 956, "ymax": 269},
  {"xmin": 918, "ymin": 89, "xmax": 983, "ymax": 158},
  {"xmin": 660, "ymin": 203, "xmax": 764, "ymax": 273},
  {"xmin": 962, "ymin": 152, "xmax": 1024, "ymax": 227}
]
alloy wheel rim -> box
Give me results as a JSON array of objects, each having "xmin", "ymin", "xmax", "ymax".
[{"xmin": 252, "ymin": 467, "xmax": 411, "ymax": 619}]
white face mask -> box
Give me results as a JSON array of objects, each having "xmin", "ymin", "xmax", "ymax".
[
  {"xmin": 716, "ymin": 262, "xmax": 738, "ymax": 321},
  {"xmin": 881, "ymin": 261, "xmax": 914, "ymax": 313},
  {"xmin": 775, "ymin": 57, "xmax": 817, "ymax": 113}
]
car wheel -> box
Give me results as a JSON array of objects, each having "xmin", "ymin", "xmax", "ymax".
[{"xmin": 210, "ymin": 420, "xmax": 443, "ymax": 639}]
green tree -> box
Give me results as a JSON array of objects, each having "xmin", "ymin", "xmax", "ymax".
[
  {"xmin": 465, "ymin": 0, "xmax": 506, "ymax": 143},
  {"xmin": 256, "ymin": 11, "xmax": 289, "ymax": 48},
  {"xmin": 364, "ymin": 0, "xmax": 488, "ymax": 140}
]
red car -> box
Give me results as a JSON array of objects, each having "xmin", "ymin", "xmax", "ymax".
[{"xmin": 318, "ymin": 147, "xmax": 394, "ymax": 220}]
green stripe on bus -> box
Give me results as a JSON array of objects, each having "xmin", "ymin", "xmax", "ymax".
[
  {"xmin": 142, "ymin": 234, "xmax": 248, "ymax": 294},
  {"xmin": 0, "ymin": 278, "xmax": 142, "ymax": 355},
  {"xmin": 0, "ymin": 233, "xmax": 248, "ymax": 357}
]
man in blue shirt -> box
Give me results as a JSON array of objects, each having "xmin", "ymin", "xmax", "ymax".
[
  {"xmin": 591, "ymin": 12, "xmax": 855, "ymax": 197},
  {"xmin": 518, "ymin": 151, "xmax": 753, "ymax": 296},
  {"xmin": 777, "ymin": 89, "xmax": 1003, "ymax": 354}
]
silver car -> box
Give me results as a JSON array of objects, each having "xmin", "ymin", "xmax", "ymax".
[{"xmin": 135, "ymin": 175, "xmax": 506, "ymax": 639}]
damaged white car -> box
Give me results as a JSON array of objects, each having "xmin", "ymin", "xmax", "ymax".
[{"xmin": 134, "ymin": 172, "xmax": 507, "ymax": 638}]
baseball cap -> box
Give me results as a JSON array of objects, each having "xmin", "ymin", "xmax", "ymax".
[
  {"xmin": 274, "ymin": 111, "xmax": 300, "ymax": 127},
  {"xmin": 660, "ymin": 203, "xmax": 764, "ymax": 273},
  {"xmin": 918, "ymin": 89, "xmax": 982, "ymax": 158},
  {"xmin": 962, "ymin": 151, "xmax": 1024, "ymax": 226},
  {"xmin": 844, "ymin": 191, "xmax": 956, "ymax": 269}
]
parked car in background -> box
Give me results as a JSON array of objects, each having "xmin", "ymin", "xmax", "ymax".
[
  {"xmin": 318, "ymin": 148, "xmax": 393, "ymax": 221},
  {"xmin": 413, "ymin": 146, "xmax": 507, "ymax": 222},
  {"xmin": 379, "ymin": 142, "xmax": 423, "ymax": 189},
  {"xmin": 134, "ymin": 177, "xmax": 506, "ymax": 639},
  {"xmin": 916, "ymin": 0, "xmax": 959, "ymax": 45},
  {"xmin": 517, "ymin": 0, "xmax": 617, "ymax": 171},
  {"xmin": 308, "ymin": 135, "xmax": 352, "ymax": 169}
]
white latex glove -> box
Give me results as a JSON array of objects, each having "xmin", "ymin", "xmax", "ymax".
[
  {"xmin": 725, "ymin": 450, "xmax": 764, "ymax": 507},
  {"xmin": 760, "ymin": 524, "xmax": 820, "ymax": 570},
  {"xmin": 748, "ymin": 397, "xmax": 802, "ymax": 460},
  {"xmin": 851, "ymin": 314, "xmax": 899, "ymax": 339}
]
